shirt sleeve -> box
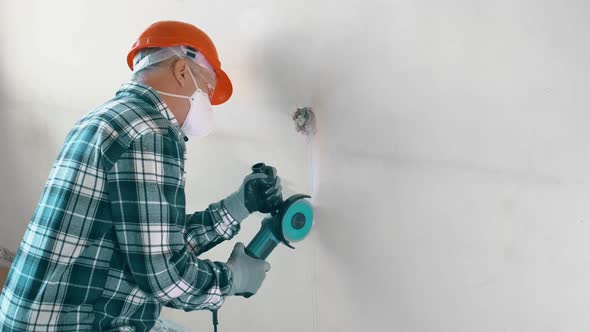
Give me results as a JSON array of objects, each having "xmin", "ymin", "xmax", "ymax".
[
  {"xmin": 184, "ymin": 201, "xmax": 242, "ymax": 256},
  {"xmin": 107, "ymin": 132, "xmax": 233, "ymax": 311}
]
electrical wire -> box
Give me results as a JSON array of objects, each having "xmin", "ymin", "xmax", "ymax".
[{"xmin": 212, "ymin": 309, "xmax": 219, "ymax": 332}]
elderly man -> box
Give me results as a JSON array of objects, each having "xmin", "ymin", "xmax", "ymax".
[{"xmin": 0, "ymin": 21, "xmax": 282, "ymax": 331}]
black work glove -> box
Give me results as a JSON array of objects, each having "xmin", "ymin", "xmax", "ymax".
[
  {"xmin": 223, "ymin": 163, "xmax": 283, "ymax": 220},
  {"xmin": 244, "ymin": 164, "xmax": 283, "ymax": 213}
]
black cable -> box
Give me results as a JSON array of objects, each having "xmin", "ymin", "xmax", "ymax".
[{"xmin": 212, "ymin": 309, "xmax": 219, "ymax": 332}]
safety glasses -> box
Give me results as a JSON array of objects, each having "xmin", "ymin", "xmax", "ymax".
[{"xmin": 188, "ymin": 61, "xmax": 217, "ymax": 102}]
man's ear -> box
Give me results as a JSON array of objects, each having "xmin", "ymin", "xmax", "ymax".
[{"xmin": 172, "ymin": 59, "xmax": 189, "ymax": 88}]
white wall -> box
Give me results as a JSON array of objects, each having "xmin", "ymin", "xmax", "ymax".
[{"xmin": 2, "ymin": 0, "xmax": 590, "ymax": 331}]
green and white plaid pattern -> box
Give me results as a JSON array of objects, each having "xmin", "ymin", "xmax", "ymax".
[{"xmin": 0, "ymin": 82, "xmax": 241, "ymax": 331}]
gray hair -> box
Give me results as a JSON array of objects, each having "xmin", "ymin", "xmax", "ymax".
[{"xmin": 130, "ymin": 47, "xmax": 172, "ymax": 81}]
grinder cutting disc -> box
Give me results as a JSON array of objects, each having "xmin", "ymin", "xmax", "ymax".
[{"xmin": 278, "ymin": 194, "xmax": 314, "ymax": 244}]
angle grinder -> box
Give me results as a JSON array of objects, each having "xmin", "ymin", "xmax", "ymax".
[
  {"xmin": 236, "ymin": 162, "xmax": 315, "ymax": 298},
  {"xmin": 212, "ymin": 163, "xmax": 315, "ymax": 332}
]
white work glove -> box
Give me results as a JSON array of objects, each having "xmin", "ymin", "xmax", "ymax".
[{"xmin": 225, "ymin": 243, "xmax": 271, "ymax": 297}]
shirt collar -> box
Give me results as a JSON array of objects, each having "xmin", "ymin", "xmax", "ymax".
[{"xmin": 116, "ymin": 81, "xmax": 189, "ymax": 142}]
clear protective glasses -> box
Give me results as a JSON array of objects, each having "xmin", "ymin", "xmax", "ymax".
[
  {"xmin": 186, "ymin": 60, "xmax": 217, "ymax": 102},
  {"xmin": 133, "ymin": 45, "xmax": 218, "ymax": 102}
]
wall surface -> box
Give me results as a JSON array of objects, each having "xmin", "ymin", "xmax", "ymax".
[{"xmin": 2, "ymin": 0, "xmax": 590, "ymax": 331}]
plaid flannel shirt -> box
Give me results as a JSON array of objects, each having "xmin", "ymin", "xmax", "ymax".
[{"xmin": 0, "ymin": 82, "xmax": 245, "ymax": 331}]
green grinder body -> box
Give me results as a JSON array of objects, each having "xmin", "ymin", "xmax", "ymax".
[
  {"xmin": 238, "ymin": 194, "xmax": 313, "ymax": 298},
  {"xmin": 245, "ymin": 218, "xmax": 280, "ymax": 260},
  {"xmin": 245, "ymin": 194, "xmax": 314, "ymax": 260}
]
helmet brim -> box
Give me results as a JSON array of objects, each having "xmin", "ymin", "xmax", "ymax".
[{"xmin": 211, "ymin": 67, "xmax": 232, "ymax": 105}]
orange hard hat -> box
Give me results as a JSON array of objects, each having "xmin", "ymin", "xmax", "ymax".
[{"xmin": 127, "ymin": 21, "xmax": 233, "ymax": 105}]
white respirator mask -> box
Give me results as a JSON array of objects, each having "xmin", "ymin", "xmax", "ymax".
[
  {"xmin": 133, "ymin": 46, "xmax": 216, "ymax": 138},
  {"xmin": 156, "ymin": 68, "xmax": 214, "ymax": 138}
]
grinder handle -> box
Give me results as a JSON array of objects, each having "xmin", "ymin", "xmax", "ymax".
[
  {"xmin": 251, "ymin": 162, "xmax": 275, "ymax": 177},
  {"xmin": 251, "ymin": 163, "xmax": 282, "ymax": 215},
  {"xmin": 235, "ymin": 218, "xmax": 279, "ymax": 299}
]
